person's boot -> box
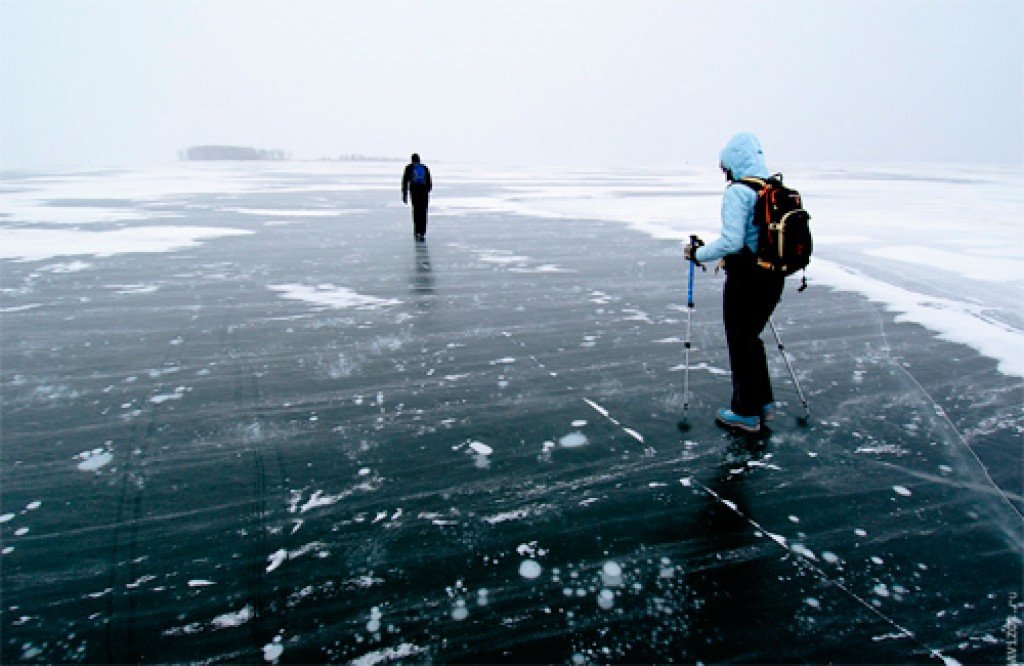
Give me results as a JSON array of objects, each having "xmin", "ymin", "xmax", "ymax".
[{"xmin": 715, "ymin": 408, "xmax": 761, "ymax": 433}]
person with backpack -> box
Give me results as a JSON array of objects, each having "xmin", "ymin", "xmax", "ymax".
[
  {"xmin": 684, "ymin": 132, "xmax": 810, "ymax": 434},
  {"xmin": 401, "ymin": 153, "xmax": 433, "ymax": 241}
]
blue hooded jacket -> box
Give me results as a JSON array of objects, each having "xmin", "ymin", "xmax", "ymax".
[{"xmin": 695, "ymin": 132, "xmax": 771, "ymax": 264}]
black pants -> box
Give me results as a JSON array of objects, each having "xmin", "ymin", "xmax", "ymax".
[
  {"xmin": 411, "ymin": 190, "xmax": 429, "ymax": 237},
  {"xmin": 722, "ymin": 260, "xmax": 785, "ymax": 417}
]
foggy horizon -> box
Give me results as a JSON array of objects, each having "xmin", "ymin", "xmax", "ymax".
[{"xmin": 2, "ymin": 0, "xmax": 1022, "ymax": 170}]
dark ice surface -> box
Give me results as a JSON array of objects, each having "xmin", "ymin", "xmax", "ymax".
[{"xmin": 2, "ymin": 176, "xmax": 1022, "ymax": 664}]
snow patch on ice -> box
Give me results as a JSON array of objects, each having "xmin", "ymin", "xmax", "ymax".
[
  {"xmin": 44, "ymin": 260, "xmax": 92, "ymax": 273},
  {"xmin": 482, "ymin": 505, "xmax": 550, "ymax": 525},
  {"xmin": 856, "ymin": 444, "xmax": 910, "ymax": 456},
  {"xmin": 509, "ymin": 263, "xmax": 571, "ymax": 274},
  {"xmin": 232, "ymin": 208, "xmax": 344, "ymax": 217},
  {"xmin": 478, "ymin": 251, "xmax": 531, "ymax": 265},
  {"xmin": 268, "ymin": 284, "xmax": 400, "ymax": 310},
  {"xmin": 291, "ymin": 483, "xmax": 377, "ymax": 514},
  {"xmin": 266, "ymin": 549, "xmax": 288, "ymax": 573},
  {"xmin": 0, "ymin": 304, "xmax": 42, "ymax": 313},
  {"xmin": 811, "ymin": 258, "xmax": 1024, "ymax": 378},
  {"xmin": 350, "ymin": 643, "xmax": 425, "ymax": 666},
  {"xmin": 262, "ymin": 636, "xmax": 285, "ymax": 663},
  {"xmin": 211, "ymin": 604, "xmax": 253, "ymax": 629},
  {"xmin": 559, "ymin": 432, "xmax": 588, "ymax": 448},
  {"xmin": 668, "ymin": 361, "xmax": 730, "ymax": 375},
  {"xmin": 150, "ymin": 387, "xmax": 187, "ymax": 404},
  {"xmin": 868, "ymin": 245, "xmax": 1024, "ymax": 283},
  {"xmin": 114, "ymin": 283, "xmax": 160, "ymax": 295},
  {"xmin": 76, "ymin": 446, "xmax": 114, "ymax": 472},
  {"xmin": 1, "ymin": 226, "xmax": 251, "ymax": 262}
]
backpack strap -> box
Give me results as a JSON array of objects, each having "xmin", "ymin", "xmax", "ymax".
[
  {"xmin": 736, "ymin": 177, "xmax": 768, "ymax": 192},
  {"xmin": 735, "ymin": 177, "xmax": 771, "ymax": 236}
]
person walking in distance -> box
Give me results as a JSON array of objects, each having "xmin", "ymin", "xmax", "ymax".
[
  {"xmin": 684, "ymin": 132, "xmax": 785, "ymax": 434},
  {"xmin": 402, "ymin": 153, "xmax": 433, "ymax": 241}
]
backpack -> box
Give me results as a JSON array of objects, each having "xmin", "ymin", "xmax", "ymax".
[
  {"xmin": 411, "ymin": 163, "xmax": 427, "ymax": 186},
  {"xmin": 737, "ymin": 174, "xmax": 812, "ymax": 283}
]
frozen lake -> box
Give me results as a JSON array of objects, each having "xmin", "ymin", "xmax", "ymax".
[{"xmin": 1, "ymin": 163, "xmax": 1021, "ymax": 663}]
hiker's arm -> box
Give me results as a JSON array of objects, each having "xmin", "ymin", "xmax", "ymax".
[
  {"xmin": 401, "ymin": 166, "xmax": 409, "ymax": 201},
  {"xmin": 426, "ymin": 168, "xmax": 432, "ymax": 194},
  {"xmin": 695, "ymin": 185, "xmax": 753, "ymax": 264}
]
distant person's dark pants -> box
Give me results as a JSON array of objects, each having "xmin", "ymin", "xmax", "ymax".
[
  {"xmin": 722, "ymin": 259, "xmax": 785, "ymax": 417},
  {"xmin": 411, "ymin": 189, "xmax": 429, "ymax": 237}
]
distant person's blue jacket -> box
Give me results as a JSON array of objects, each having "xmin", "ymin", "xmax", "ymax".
[{"xmin": 695, "ymin": 132, "xmax": 771, "ymax": 264}]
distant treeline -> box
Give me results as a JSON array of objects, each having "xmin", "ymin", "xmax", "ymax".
[{"xmin": 181, "ymin": 145, "xmax": 289, "ymax": 161}]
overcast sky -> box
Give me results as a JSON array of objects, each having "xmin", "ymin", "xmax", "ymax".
[{"xmin": 1, "ymin": 0, "xmax": 1021, "ymax": 168}]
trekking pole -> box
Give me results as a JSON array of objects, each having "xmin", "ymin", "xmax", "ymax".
[
  {"xmin": 678, "ymin": 235, "xmax": 704, "ymax": 432},
  {"xmin": 768, "ymin": 317, "xmax": 810, "ymax": 425}
]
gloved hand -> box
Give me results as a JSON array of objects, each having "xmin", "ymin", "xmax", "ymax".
[
  {"xmin": 402, "ymin": 195, "xmax": 408, "ymax": 205},
  {"xmin": 683, "ymin": 243, "xmax": 701, "ymax": 265}
]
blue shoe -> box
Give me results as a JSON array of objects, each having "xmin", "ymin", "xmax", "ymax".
[
  {"xmin": 716, "ymin": 408, "xmax": 761, "ymax": 433},
  {"xmin": 762, "ymin": 402, "xmax": 776, "ymax": 422}
]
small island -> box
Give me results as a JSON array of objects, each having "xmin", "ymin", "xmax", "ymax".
[{"xmin": 180, "ymin": 145, "xmax": 289, "ymax": 161}]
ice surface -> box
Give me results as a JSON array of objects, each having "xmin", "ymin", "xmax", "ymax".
[
  {"xmin": 1, "ymin": 163, "xmax": 1019, "ymax": 664},
  {"xmin": 231, "ymin": 208, "xmax": 352, "ymax": 217},
  {"xmin": 435, "ymin": 162, "xmax": 1024, "ymax": 380}
]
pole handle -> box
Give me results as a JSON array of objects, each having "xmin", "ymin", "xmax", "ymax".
[
  {"xmin": 686, "ymin": 234, "xmax": 704, "ymax": 308},
  {"xmin": 688, "ymin": 235, "xmax": 706, "ymax": 270}
]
